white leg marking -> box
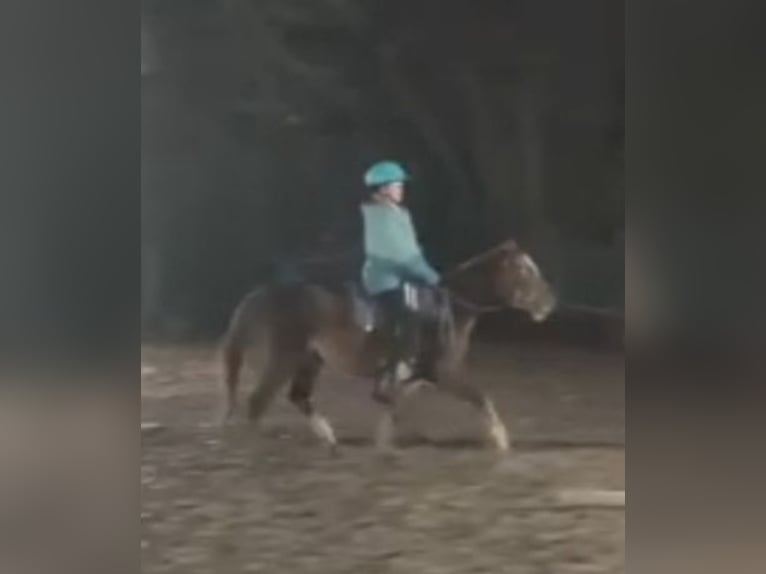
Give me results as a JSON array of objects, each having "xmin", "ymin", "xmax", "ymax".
[
  {"xmin": 484, "ymin": 400, "xmax": 511, "ymax": 452},
  {"xmin": 309, "ymin": 414, "xmax": 337, "ymax": 447}
]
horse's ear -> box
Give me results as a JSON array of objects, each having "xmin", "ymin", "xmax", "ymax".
[{"xmin": 499, "ymin": 241, "xmax": 519, "ymax": 267}]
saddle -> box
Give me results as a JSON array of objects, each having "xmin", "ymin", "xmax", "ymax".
[{"xmin": 350, "ymin": 282, "xmax": 446, "ymax": 333}]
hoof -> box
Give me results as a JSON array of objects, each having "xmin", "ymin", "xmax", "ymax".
[
  {"xmin": 218, "ymin": 411, "xmax": 238, "ymax": 428},
  {"xmin": 495, "ymin": 444, "xmax": 513, "ymax": 457},
  {"xmin": 376, "ymin": 445, "xmax": 400, "ymax": 463},
  {"xmin": 489, "ymin": 427, "xmax": 511, "ymax": 453},
  {"xmin": 492, "ymin": 438, "xmax": 511, "ymax": 454},
  {"xmin": 328, "ymin": 443, "xmax": 343, "ymax": 458}
]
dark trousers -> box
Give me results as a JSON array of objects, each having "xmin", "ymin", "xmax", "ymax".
[{"xmin": 372, "ymin": 289, "xmax": 419, "ymax": 398}]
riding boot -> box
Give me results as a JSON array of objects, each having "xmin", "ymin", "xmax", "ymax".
[
  {"xmin": 410, "ymin": 320, "xmax": 437, "ymax": 382},
  {"xmin": 372, "ymin": 324, "xmax": 403, "ymax": 403}
]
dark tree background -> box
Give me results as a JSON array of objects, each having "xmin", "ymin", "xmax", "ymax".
[{"xmin": 141, "ymin": 0, "xmax": 624, "ymax": 337}]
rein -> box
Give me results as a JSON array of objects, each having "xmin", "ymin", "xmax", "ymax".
[{"xmin": 444, "ymin": 289, "xmax": 507, "ymax": 314}]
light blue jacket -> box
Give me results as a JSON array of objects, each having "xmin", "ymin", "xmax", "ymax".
[{"xmin": 361, "ymin": 202, "xmax": 440, "ymax": 295}]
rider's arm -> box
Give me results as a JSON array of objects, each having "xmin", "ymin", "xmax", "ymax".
[
  {"xmin": 362, "ymin": 203, "xmax": 440, "ymax": 285},
  {"xmin": 399, "ymin": 254, "xmax": 441, "ymax": 286},
  {"xmin": 397, "ymin": 209, "xmax": 440, "ymax": 285}
]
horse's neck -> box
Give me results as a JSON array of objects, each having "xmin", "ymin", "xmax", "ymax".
[{"xmin": 443, "ymin": 260, "xmax": 496, "ymax": 307}]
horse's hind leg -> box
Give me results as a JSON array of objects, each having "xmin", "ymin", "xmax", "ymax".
[
  {"xmin": 247, "ymin": 356, "xmax": 296, "ymax": 423},
  {"xmin": 287, "ymin": 352, "xmax": 339, "ymax": 452},
  {"xmin": 219, "ymin": 336, "xmax": 245, "ymax": 424},
  {"xmin": 443, "ymin": 381, "xmax": 510, "ymax": 453}
]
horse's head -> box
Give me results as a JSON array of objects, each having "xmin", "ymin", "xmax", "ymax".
[
  {"xmin": 447, "ymin": 239, "xmax": 557, "ymax": 321},
  {"xmin": 447, "ymin": 241, "xmax": 556, "ymax": 322},
  {"xmin": 491, "ymin": 240, "xmax": 557, "ymax": 322}
]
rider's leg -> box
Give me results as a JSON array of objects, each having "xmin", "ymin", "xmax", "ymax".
[
  {"xmin": 408, "ymin": 286, "xmax": 446, "ymax": 382},
  {"xmin": 371, "ymin": 289, "xmax": 413, "ymax": 402}
]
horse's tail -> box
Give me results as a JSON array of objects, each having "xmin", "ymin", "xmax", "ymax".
[{"xmin": 220, "ymin": 288, "xmax": 265, "ymax": 419}]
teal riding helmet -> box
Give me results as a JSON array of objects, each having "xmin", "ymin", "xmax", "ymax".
[{"xmin": 363, "ymin": 161, "xmax": 409, "ymax": 188}]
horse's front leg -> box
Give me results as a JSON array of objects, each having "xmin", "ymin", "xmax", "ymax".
[
  {"xmin": 371, "ymin": 363, "xmax": 426, "ymax": 453},
  {"xmin": 442, "ymin": 380, "xmax": 511, "ymax": 453},
  {"xmin": 373, "ymin": 378, "xmax": 441, "ymax": 454}
]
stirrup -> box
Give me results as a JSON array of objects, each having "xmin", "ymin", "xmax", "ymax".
[{"xmin": 395, "ymin": 361, "xmax": 413, "ymax": 381}]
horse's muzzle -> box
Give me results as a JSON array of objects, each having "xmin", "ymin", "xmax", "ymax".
[{"xmin": 532, "ymin": 297, "xmax": 557, "ymax": 322}]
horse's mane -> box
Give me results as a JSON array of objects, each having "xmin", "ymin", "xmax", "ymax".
[{"xmin": 444, "ymin": 239, "xmax": 519, "ymax": 280}]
